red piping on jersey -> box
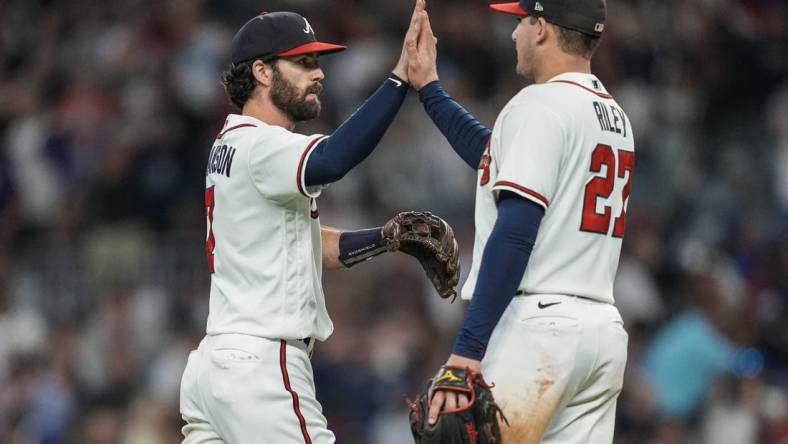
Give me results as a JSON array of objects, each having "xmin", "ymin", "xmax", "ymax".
[
  {"xmin": 296, "ymin": 136, "xmax": 326, "ymax": 197},
  {"xmin": 494, "ymin": 181, "xmax": 549, "ymax": 207},
  {"xmin": 217, "ymin": 123, "xmax": 256, "ymax": 138},
  {"xmin": 550, "ymin": 80, "xmax": 613, "ymax": 99},
  {"xmin": 279, "ymin": 340, "xmax": 313, "ymax": 444}
]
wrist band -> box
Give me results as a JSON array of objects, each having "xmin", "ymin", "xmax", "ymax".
[{"xmin": 338, "ymin": 227, "xmax": 387, "ymax": 267}]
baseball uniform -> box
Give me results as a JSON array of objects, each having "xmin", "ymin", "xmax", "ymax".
[
  {"xmin": 409, "ymin": 0, "xmax": 632, "ymax": 440},
  {"xmin": 180, "ymin": 115, "xmax": 334, "ymax": 444},
  {"xmin": 465, "ymin": 72, "xmax": 634, "ymax": 443}
]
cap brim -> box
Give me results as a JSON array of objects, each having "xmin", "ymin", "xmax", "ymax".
[
  {"xmin": 278, "ymin": 41, "xmax": 347, "ymax": 57},
  {"xmin": 489, "ymin": 2, "xmax": 530, "ymax": 16}
]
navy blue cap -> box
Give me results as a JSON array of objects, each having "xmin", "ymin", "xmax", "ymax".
[
  {"xmin": 231, "ymin": 12, "xmax": 347, "ymax": 64},
  {"xmin": 490, "ymin": 0, "xmax": 606, "ymax": 36}
]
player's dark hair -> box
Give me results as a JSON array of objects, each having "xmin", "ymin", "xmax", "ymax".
[
  {"xmin": 554, "ymin": 25, "xmax": 601, "ymax": 59},
  {"xmin": 220, "ymin": 60, "xmax": 258, "ymax": 109}
]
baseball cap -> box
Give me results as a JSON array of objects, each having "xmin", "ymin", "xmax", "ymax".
[
  {"xmin": 231, "ymin": 12, "xmax": 347, "ymax": 64},
  {"xmin": 489, "ymin": 0, "xmax": 606, "ymax": 36}
]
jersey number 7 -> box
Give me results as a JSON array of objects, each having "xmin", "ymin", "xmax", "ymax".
[
  {"xmin": 580, "ymin": 144, "xmax": 634, "ymax": 238},
  {"xmin": 206, "ymin": 186, "xmax": 216, "ymax": 273}
]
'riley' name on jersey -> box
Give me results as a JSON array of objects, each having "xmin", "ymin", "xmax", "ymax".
[
  {"xmin": 592, "ymin": 101, "xmax": 628, "ymax": 137},
  {"xmin": 206, "ymin": 144, "xmax": 237, "ymax": 177}
]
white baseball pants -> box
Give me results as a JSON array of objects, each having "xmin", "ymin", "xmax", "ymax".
[
  {"xmin": 482, "ymin": 294, "xmax": 628, "ymax": 444},
  {"xmin": 180, "ymin": 334, "xmax": 334, "ymax": 444}
]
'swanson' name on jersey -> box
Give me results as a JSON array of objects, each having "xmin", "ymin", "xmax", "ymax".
[
  {"xmin": 206, "ymin": 144, "xmax": 237, "ymax": 177},
  {"xmin": 592, "ymin": 101, "xmax": 627, "ymax": 137}
]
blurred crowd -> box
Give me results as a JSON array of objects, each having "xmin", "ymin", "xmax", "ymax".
[{"xmin": 1, "ymin": 0, "xmax": 786, "ymax": 443}]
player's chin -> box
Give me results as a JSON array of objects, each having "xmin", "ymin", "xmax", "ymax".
[
  {"xmin": 306, "ymin": 97, "xmax": 321, "ymax": 116},
  {"xmin": 292, "ymin": 100, "xmax": 321, "ymax": 122}
]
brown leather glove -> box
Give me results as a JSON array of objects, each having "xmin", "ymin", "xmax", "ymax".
[{"xmin": 382, "ymin": 211, "xmax": 460, "ymax": 300}]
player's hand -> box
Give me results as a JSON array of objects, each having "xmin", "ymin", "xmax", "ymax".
[
  {"xmin": 427, "ymin": 354, "xmax": 482, "ymax": 425},
  {"xmin": 393, "ymin": 0, "xmax": 426, "ymax": 82},
  {"xmin": 406, "ymin": 8, "xmax": 439, "ymax": 90}
]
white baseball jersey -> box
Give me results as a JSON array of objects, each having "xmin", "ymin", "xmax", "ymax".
[
  {"xmin": 461, "ymin": 72, "xmax": 635, "ymax": 304},
  {"xmin": 204, "ymin": 113, "xmax": 333, "ymax": 341}
]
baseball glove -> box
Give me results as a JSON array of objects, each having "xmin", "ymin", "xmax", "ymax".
[
  {"xmin": 382, "ymin": 211, "xmax": 460, "ymax": 300},
  {"xmin": 408, "ymin": 366, "xmax": 508, "ymax": 444}
]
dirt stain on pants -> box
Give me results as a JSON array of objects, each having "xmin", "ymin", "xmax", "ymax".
[{"xmin": 497, "ymin": 365, "xmax": 559, "ymax": 444}]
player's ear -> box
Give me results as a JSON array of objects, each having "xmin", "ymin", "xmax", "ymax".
[
  {"xmin": 251, "ymin": 59, "xmax": 274, "ymax": 87},
  {"xmin": 534, "ymin": 17, "xmax": 549, "ymax": 45}
]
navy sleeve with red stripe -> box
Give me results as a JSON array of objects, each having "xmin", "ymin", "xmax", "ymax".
[
  {"xmin": 418, "ymin": 80, "xmax": 491, "ymax": 170},
  {"xmin": 494, "ymin": 180, "xmax": 549, "ymax": 208},
  {"xmin": 452, "ymin": 191, "xmax": 544, "ymax": 360},
  {"xmin": 304, "ymin": 74, "xmax": 408, "ymax": 186}
]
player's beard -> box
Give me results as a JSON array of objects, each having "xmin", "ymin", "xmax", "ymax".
[{"xmin": 270, "ymin": 65, "xmax": 322, "ymax": 122}]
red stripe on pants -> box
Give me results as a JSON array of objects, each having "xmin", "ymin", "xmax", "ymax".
[{"xmin": 279, "ymin": 340, "xmax": 313, "ymax": 444}]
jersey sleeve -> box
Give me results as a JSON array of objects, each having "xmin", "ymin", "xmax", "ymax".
[
  {"xmin": 248, "ymin": 131, "xmax": 329, "ymax": 201},
  {"xmin": 492, "ymin": 103, "xmax": 565, "ymax": 209}
]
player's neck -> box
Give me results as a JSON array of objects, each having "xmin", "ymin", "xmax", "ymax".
[
  {"xmin": 242, "ymin": 98, "xmax": 296, "ymax": 131},
  {"xmin": 535, "ymin": 56, "xmax": 592, "ymax": 84}
]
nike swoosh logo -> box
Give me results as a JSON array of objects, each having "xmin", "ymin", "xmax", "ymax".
[
  {"xmin": 387, "ymin": 77, "xmax": 403, "ymax": 87},
  {"xmin": 537, "ymin": 301, "xmax": 561, "ymax": 309}
]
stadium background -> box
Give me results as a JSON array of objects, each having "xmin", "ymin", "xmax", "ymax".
[{"xmin": 1, "ymin": 0, "xmax": 786, "ymax": 443}]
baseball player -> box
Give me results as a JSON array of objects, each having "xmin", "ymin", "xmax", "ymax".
[
  {"xmin": 406, "ymin": 1, "xmax": 634, "ymax": 442},
  {"xmin": 179, "ymin": 3, "xmax": 436, "ymax": 443}
]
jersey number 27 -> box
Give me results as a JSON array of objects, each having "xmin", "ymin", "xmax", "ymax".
[{"xmin": 580, "ymin": 144, "xmax": 634, "ymax": 238}]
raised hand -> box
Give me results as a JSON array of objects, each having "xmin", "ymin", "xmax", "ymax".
[
  {"xmin": 392, "ymin": 0, "xmax": 426, "ymax": 82},
  {"xmin": 406, "ymin": 8, "xmax": 439, "ymax": 90}
]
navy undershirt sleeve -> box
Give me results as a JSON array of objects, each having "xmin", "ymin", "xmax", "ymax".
[
  {"xmin": 418, "ymin": 80, "xmax": 491, "ymax": 170},
  {"xmin": 452, "ymin": 191, "xmax": 544, "ymax": 360},
  {"xmin": 338, "ymin": 227, "xmax": 386, "ymax": 268},
  {"xmin": 304, "ymin": 74, "xmax": 408, "ymax": 186}
]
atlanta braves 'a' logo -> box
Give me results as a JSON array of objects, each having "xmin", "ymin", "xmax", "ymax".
[{"xmin": 302, "ymin": 17, "xmax": 314, "ymax": 35}]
